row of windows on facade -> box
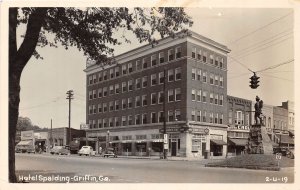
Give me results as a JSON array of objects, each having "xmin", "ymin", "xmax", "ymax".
[
  {"xmin": 88, "ymin": 110, "xmax": 224, "ymax": 128},
  {"xmin": 88, "ymin": 68, "xmax": 182, "ymax": 100},
  {"xmin": 274, "ymin": 120, "xmax": 288, "ymax": 130},
  {"xmin": 191, "ymin": 89, "xmax": 224, "ymax": 105},
  {"xmin": 191, "ymin": 47, "xmax": 225, "ymax": 69},
  {"xmin": 88, "ymin": 88, "xmax": 182, "ymax": 114},
  {"xmin": 119, "ymin": 134, "xmax": 164, "ymax": 141},
  {"xmin": 88, "ymin": 47, "xmax": 183, "ymax": 85},
  {"xmin": 190, "ymin": 110, "xmax": 224, "ymax": 124},
  {"xmin": 228, "ymin": 131, "xmax": 249, "ymax": 138},
  {"xmin": 228, "ymin": 110, "xmax": 250, "ymax": 126},
  {"xmin": 191, "ymin": 68, "xmax": 224, "ymax": 87},
  {"xmin": 88, "ymin": 110, "xmax": 182, "ymax": 128}
]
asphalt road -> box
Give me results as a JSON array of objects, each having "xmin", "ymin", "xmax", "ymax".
[{"xmin": 15, "ymin": 153, "xmax": 294, "ymax": 183}]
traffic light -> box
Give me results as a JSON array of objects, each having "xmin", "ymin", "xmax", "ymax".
[{"xmin": 249, "ymin": 73, "xmax": 260, "ymax": 89}]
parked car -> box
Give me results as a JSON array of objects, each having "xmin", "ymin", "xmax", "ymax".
[
  {"xmin": 103, "ymin": 148, "xmax": 117, "ymax": 158},
  {"xmin": 286, "ymin": 149, "xmax": 294, "ymax": 159},
  {"xmin": 50, "ymin": 146, "xmax": 70, "ymax": 155},
  {"xmin": 78, "ymin": 146, "xmax": 95, "ymax": 156}
]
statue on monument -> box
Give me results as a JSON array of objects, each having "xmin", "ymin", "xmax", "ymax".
[{"xmin": 254, "ymin": 96, "xmax": 263, "ymax": 125}]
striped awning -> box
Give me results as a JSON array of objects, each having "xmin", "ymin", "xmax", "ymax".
[{"xmin": 16, "ymin": 140, "xmax": 32, "ymax": 146}]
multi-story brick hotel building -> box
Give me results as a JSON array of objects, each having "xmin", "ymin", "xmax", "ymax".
[{"xmin": 84, "ymin": 30, "xmax": 231, "ymax": 158}]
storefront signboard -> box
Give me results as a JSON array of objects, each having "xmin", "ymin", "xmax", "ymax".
[
  {"xmin": 164, "ymin": 134, "xmax": 168, "ymax": 144},
  {"xmin": 228, "ymin": 125, "xmax": 250, "ymax": 130},
  {"xmin": 21, "ymin": 131, "xmax": 34, "ymax": 140},
  {"xmin": 159, "ymin": 127, "xmax": 180, "ymax": 133}
]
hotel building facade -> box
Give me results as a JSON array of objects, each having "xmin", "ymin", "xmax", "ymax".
[{"xmin": 84, "ymin": 30, "xmax": 231, "ymax": 158}]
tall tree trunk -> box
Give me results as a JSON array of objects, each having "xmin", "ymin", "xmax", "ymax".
[{"xmin": 9, "ymin": 8, "xmax": 47, "ymax": 183}]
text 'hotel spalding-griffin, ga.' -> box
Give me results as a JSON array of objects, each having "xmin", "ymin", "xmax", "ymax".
[{"xmin": 84, "ymin": 30, "xmax": 231, "ymax": 158}]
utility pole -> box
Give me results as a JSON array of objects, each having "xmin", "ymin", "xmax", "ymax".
[
  {"xmin": 163, "ymin": 69, "xmax": 167, "ymax": 159},
  {"xmin": 66, "ymin": 90, "xmax": 74, "ymax": 146},
  {"xmin": 50, "ymin": 119, "xmax": 53, "ymax": 147}
]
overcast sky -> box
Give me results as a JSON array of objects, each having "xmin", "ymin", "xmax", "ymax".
[{"xmin": 18, "ymin": 7, "xmax": 294, "ymax": 129}]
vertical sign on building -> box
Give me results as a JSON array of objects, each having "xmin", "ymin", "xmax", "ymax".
[{"xmin": 164, "ymin": 134, "xmax": 168, "ymax": 149}]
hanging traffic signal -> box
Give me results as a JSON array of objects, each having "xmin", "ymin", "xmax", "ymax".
[{"xmin": 249, "ymin": 73, "xmax": 260, "ymax": 89}]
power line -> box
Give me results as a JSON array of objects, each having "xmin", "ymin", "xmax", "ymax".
[
  {"xmin": 256, "ymin": 59, "xmax": 294, "ymax": 73},
  {"xmin": 228, "ymin": 55, "xmax": 254, "ymax": 72},
  {"xmin": 228, "ymin": 11, "xmax": 293, "ymax": 45},
  {"xmin": 260, "ymin": 73, "xmax": 293, "ymax": 82}
]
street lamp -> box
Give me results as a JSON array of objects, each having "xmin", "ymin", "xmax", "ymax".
[
  {"xmin": 107, "ymin": 130, "xmax": 110, "ymax": 149},
  {"xmin": 162, "ymin": 69, "xmax": 168, "ymax": 159}
]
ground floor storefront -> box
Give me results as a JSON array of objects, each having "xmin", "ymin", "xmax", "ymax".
[{"xmin": 86, "ymin": 122, "xmax": 228, "ymax": 158}]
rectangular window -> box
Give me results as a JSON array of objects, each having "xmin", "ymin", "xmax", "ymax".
[
  {"xmin": 215, "ymin": 57, "xmax": 219, "ymax": 67},
  {"xmin": 158, "ymin": 91, "xmax": 164, "ymax": 104},
  {"xmin": 103, "ymin": 71, "xmax": 108, "ymax": 80},
  {"xmin": 122, "ymin": 82, "xmax": 127, "ymax": 93},
  {"xmin": 168, "ymin": 89, "xmax": 174, "ymax": 102},
  {"xmin": 191, "ymin": 89, "xmax": 196, "ymax": 101},
  {"xmin": 220, "ymin": 58, "xmax": 224, "ymax": 68},
  {"xmin": 122, "ymin": 64, "xmax": 127, "ymax": 75},
  {"xmin": 175, "ymin": 110, "xmax": 181, "ymax": 121},
  {"xmin": 197, "ymin": 69, "xmax": 201, "ymax": 81},
  {"xmin": 89, "ymin": 76, "xmax": 93, "ymax": 85},
  {"xmin": 203, "ymin": 71, "xmax": 207, "ymax": 82},
  {"xmin": 142, "ymin": 114, "xmax": 147, "ymax": 124},
  {"xmin": 128, "ymin": 97, "xmax": 133, "ymax": 108},
  {"xmin": 93, "ymin": 105, "xmax": 96, "ymax": 114},
  {"xmin": 142, "ymin": 76, "xmax": 147, "ymax": 88},
  {"xmin": 109, "ymin": 101, "xmax": 114, "ymax": 111},
  {"xmin": 228, "ymin": 110, "xmax": 233, "ymax": 124},
  {"xmin": 89, "ymin": 105, "xmax": 92, "ymax": 114},
  {"xmin": 168, "ymin": 110, "xmax": 174, "ymax": 122},
  {"xmin": 103, "ymin": 87, "xmax": 108, "ymax": 97},
  {"xmin": 215, "ymin": 75, "xmax": 219, "ymax": 86},
  {"xmin": 103, "ymin": 119, "xmax": 108, "ymax": 128},
  {"xmin": 98, "ymin": 119, "xmax": 102, "ymax": 128},
  {"xmin": 115, "ymin": 84, "xmax": 120, "ymax": 94},
  {"xmin": 115, "ymin": 100, "xmax": 119, "ymax": 111},
  {"xmin": 159, "ymin": 52, "xmax": 164, "ymax": 63},
  {"xmin": 128, "ymin": 80, "xmax": 133, "ymax": 91},
  {"xmin": 192, "ymin": 68, "xmax": 196, "ymax": 80},
  {"xmin": 122, "ymin": 99, "xmax": 127, "ymax": 109},
  {"xmin": 142, "ymin": 95, "xmax": 147, "ymax": 106},
  {"xmin": 159, "ymin": 72, "xmax": 164, "ymax": 84},
  {"xmin": 168, "ymin": 49, "xmax": 174, "ymax": 61},
  {"xmin": 151, "ymin": 74, "xmax": 157, "ymax": 86},
  {"xmin": 135, "ymin": 96, "xmax": 141, "ymax": 107},
  {"xmin": 210, "ymin": 73, "xmax": 214, "ymax": 85},
  {"xmin": 98, "ymin": 88, "xmax": 102, "ymax": 98},
  {"xmin": 98, "ymin": 104, "xmax": 102, "ymax": 113},
  {"xmin": 191, "ymin": 110, "xmax": 196, "ymax": 121},
  {"xmin": 203, "ymin": 52, "xmax": 207, "ymax": 63},
  {"xmin": 128, "ymin": 115, "xmax": 133, "ymax": 125},
  {"xmin": 210, "ymin": 113, "xmax": 213, "ymax": 123},
  {"xmin": 203, "ymin": 111, "xmax": 206, "ymax": 122},
  {"xmin": 220, "ymin": 77, "xmax": 223, "ymax": 87},
  {"xmin": 110, "ymin": 68, "xmax": 114, "ymax": 79},
  {"xmin": 109, "ymin": 85, "xmax": 114, "ymax": 95},
  {"xmin": 192, "ymin": 47, "xmax": 196, "ymax": 58},
  {"xmin": 168, "ymin": 69, "xmax": 174, "ymax": 82},
  {"xmin": 143, "ymin": 58, "xmax": 148, "ymax": 69},
  {"xmin": 98, "ymin": 72, "xmax": 103, "ymax": 82},
  {"xmin": 197, "ymin": 111, "xmax": 201, "ymax": 122},
  {"xmin": 135, "ymin": 115, "xmax": 141, "ymax": 125},
  {"xmin": 151, "ymin": 112, "xmax": 157, "ymax": 123},
  {"xmin": 175, "ymin": 67, "xmax": 181, "ymax": 80},
  {"xmin": 103, "ymin": 103, "xmax": 108, "ymax": 112},
  {"xmin": 136, "ymin": 60, "xmax": 141, "ymax": 71},
  {"xmin": 93, "ymin": 90, "xmax": 96, "ymax": 99},
  {"xmin": 151, "ymin": 55, "xmax": 157, "ymax": 67},
  {"xmin": 215, "ymin": 113, "xmax": 218, "ymax": 124},
  {"xmin": 89, "ymin": 91, "xmax": 92, "ymax": 100},
  {"xmin": 128, "ymin": 62, "xmax": 133, "ymax": 73},
  {"xmin": 219, "ymin": 95, "xmax": 223, "ymax": 106},
  {"xmin": 202, "ymin": 91, "xmax": 207, "ymax": 103},
  {"xmin": 220, "ymin": 114, "xmax": 223, "ymax": 124},
  {"xmin": 210, "ymin": 54, "xmax": 214, "ymax": 64},
  {"xmin": 115, "ymin": 117, "xmax": 120, "ymax": 127},
  {"xmin": 175, "ymin": 88, "xmax": 181, "ymax": 101},
  {"xmin": 175, "ymin": 46, "xmax": 181, "ymax": 59},
  {"xmin": 197, "ymin": 49, "xmax": 202, "ymax": 60},
  {"xmin": 197, "ymin": 90, "xmax": 201, "ymax": 102},
  {"xmin": 122, "ymin": 116, "xmax": 126, "ymax": 126},
  {"xmin": 115, "ymin": 67, "xmax": 120, "ymax": 77},
  {"xmin": 109, "ymin": 118, "xmax": 114, "ymax": 127},
  {"xmin": 158, "ymin": 111, "xmax": 164, "ymax": 123},
  {"xmin": 210, "ymin": 93, "xmax": 214, "ymax": 104},
  {"xmin": 215, "ymin": 94, "xmax": 219, "ymax": 105},
  {"xmin": 151, "ymin": 93, "xmax": 157, "ymax": 105},
  {"xmin": 136, "ymin": 78, "xmax": 141, "ymax": 89},
  {"xmin": 93, "ymin": 75, "xmax": 96, "ymax": 83}
]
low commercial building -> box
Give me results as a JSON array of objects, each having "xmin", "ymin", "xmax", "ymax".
[{"xmin": 50, "ymin": 127, "xmax": 86, "ymax": 147}]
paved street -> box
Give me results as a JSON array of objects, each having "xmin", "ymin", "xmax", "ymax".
[{"xmin": 15, "ymin": 153, "xmax": 294, "ymax": 183}]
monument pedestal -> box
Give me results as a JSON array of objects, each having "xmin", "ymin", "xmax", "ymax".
[{"xmin": 246, "ymin": 124, "xmax": 273, "ymax": 154}]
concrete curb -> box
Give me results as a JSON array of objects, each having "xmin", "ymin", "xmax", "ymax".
[{"xmin": 205, "ymin": 164, "xmax": 281, "ymax": 171}]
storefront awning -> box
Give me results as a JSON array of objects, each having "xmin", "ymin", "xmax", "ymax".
[
  {"xmin": 229, "ymin": 139, "xmax": 248, "ymax": 146},
  {"xmin": 210, "ymin": 139, "xmax": 227, "ymax": 145},
  {"xmin": 16, "ymin": 140, "xmax": 32, "ymax": 146},
  {"xmin": 276, "ymin": 134, "xmax": 294, "ymax": 144}
]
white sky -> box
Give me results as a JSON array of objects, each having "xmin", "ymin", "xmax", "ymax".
[{"xmin": 18, "ymin": 7, "xmax": 294, "ymax": 129}]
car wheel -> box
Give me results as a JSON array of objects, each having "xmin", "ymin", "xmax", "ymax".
[{"xmin": 79, "ymin": 154, "xmax": 81, "ymax": 156}]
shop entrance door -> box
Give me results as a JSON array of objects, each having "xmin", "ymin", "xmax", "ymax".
[
  {"xmin": 171, "ymin": 141, "xmax": 177, "ymax": 156},
  {"xmin": 202, "ymin": 142, "xmax": 206, "ymax": 156}
]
